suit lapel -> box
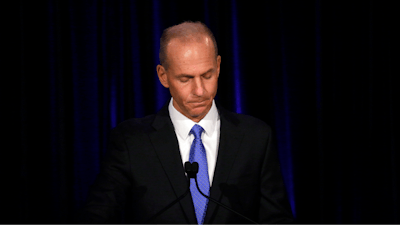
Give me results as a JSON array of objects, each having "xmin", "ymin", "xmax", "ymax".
[
  {"xmin": 149, "ymin": 105, "xmax": 197, "ymax": 224},
  {"xmin": 204, "ymin": 106, "xmax": 244, "ymax": 224}
]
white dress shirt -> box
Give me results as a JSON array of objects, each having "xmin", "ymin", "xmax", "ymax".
[{"xmin": 168, "ymin": 98, "xmax": 220, "ymax": 185}]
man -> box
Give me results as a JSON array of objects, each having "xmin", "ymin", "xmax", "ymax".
[{"xmin": 80, "ymin": 21, "xmax": 293, "ymax": 224}]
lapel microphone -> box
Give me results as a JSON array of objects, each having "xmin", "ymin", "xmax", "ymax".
[
  {"xmin": 190, "ymin": 162, "xmax": 259, "ymax": 224},
  {"xmin": 185, "ymin": 161, "xmax": 199, "ymax": 179},
  {"xmin": 146, "ymin": 162, "xmax": 258, "ymax": 224}
]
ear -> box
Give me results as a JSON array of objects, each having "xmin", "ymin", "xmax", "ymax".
[
  {"xmin": 216, "ymin": 55, "xmax": 221, "ymax": 78},
  {"xmin": 157, "ymin": 64, "xmax": 169, "ymax": 88}
]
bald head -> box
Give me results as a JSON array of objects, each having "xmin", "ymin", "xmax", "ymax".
[
  {"xmin": 159, "ymin": 21, "xmax": 218, "ymax": 70},
  {"xmin": 156, "ymin": 21, "xmax": 221, "ymax": 122}
]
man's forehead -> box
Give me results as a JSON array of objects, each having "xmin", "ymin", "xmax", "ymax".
[
  {"xmin": 168, "ymin": 38, "xmax": 214, "ymax": 59},
  {"xmin": 169, "ymin": 51, "xmax": 216, "ymax": 75},
  {"xmin": 167, "ymin": 34, "xmax": 209, "ymax": 48}
]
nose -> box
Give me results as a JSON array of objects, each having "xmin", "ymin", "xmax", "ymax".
[{"xmin": 192, "ymin": 77, "xmax": 205, "ymax": 97}]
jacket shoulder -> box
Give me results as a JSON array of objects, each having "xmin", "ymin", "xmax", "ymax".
[
  {"xmin": 238, "ymin": 113, "xmax": 271, "ymax": 129},
  {"xmin": 222, "ymin": 109, "xmax": 272, "ymax": 135},
  {"xmin": 111, "ymin": 114, "xmax": 156, "ymax": 137}
]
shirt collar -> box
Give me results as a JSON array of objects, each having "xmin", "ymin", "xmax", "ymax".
[{"xmin": 168, "ymin": 97, "xmax": 219, "ymax": 140}]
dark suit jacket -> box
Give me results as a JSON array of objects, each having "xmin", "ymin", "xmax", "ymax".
[{"xmin": 80, "ymin": 102, "xmax": 293, "ymax": 223}]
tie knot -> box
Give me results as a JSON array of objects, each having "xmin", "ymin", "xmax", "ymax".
[{"xmin": 190, "ymin": 124, "xmax": 204, "ymax": 139}]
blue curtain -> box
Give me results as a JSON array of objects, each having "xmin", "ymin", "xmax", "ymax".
[{"xmin": 7, "ymin": 0, "xmax": 398, "ymax": 223}]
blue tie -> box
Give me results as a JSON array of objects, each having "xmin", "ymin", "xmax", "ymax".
[{"xmin": 189, "ymin": 124, "xmax": 210, "ymax": 225}]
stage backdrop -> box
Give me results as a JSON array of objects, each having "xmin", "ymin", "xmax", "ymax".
[{"xmin": 5, "ymin": 0, "xmax": 398, "ymax": 223}]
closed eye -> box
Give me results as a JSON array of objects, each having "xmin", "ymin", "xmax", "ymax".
[
  {"xmin": 202, "ymin": 69, "xmax": 214, "ymax": 79},
  {"xmin": 179, "ymin": 75, "xmax": 193, "ymax": 83},
  {"xmin": 203, "ymin": 73, "xmax": 212, "ymax": 79}
]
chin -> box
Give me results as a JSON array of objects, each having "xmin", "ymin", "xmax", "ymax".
[
  {"xmin": 181, "ymin": 100, "xmax": 213, "ymax": 120},
  {"xmin": 188, "ymin": 106, "xmax": 209, "ymax": 118},
  {"xmin": 189, "ymin": 109, "xmax": 205, "ymax": 118}
]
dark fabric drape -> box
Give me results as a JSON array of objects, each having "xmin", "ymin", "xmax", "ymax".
[{"xmin": 5, "ymin": 0, "xmax": 398, "ymax": 223}]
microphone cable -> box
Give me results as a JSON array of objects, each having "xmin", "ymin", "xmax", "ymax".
[
  {"xmin": 145, "ymin": 162, "xmax": 194, "ymax": 223},
  {"xmin": 192, "ymin": 162, "xmax": 258, "ymax": 224}
]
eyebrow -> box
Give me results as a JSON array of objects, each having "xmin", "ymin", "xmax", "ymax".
[{"xmin": 177, "ymin": 68, "xmax": 214, "ymax": 78}]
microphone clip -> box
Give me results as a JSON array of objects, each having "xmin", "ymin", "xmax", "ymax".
[{"xmin": 184, "ymin": 161, "xmax": 199, "ymax": 179}]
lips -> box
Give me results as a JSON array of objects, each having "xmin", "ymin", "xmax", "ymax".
[
  {"xmin": 190, "ymin": 100, "xmax": 206, "ymax": 103},
  {"xmin": 190, "ymin": 98, "xmax": 209, "ymax": 102},
  {"xmin": 188, "ymin": 100, "xmax": 208, "ymax": 107},
  {"xmin": 191, "ymin": 101, "xmax": 206, "ymax": 105}
]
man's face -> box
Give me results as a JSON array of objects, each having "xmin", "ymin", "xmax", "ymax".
[{"xmin": 157, "ymin": 36, "xmax": 221, "ymax": 122}]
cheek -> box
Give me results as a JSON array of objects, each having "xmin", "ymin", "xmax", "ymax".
[
  {"xmin": 170, "ymin": 82, "xmax": 191, "ymax": 101},
  {"xmin": 206, "ymin": 78, "xmax": 218, "ymax": 95}
]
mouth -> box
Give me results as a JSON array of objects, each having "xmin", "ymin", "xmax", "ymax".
[{"xmin": 188, "ymin": 100, "xmax": 208, "ymax": 106}]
